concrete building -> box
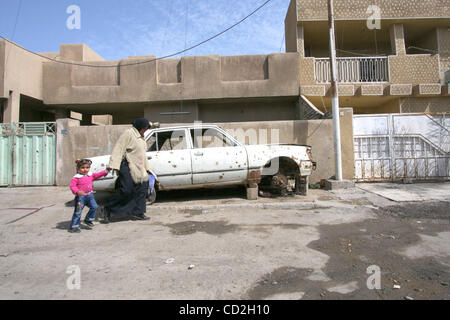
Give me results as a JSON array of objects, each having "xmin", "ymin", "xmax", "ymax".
[
  {"xmin": 0, "ymin": 41, "xmax": 301, "ymax": 124},
  {"xmin": 285, "ymin": 0, "xmax": 450, "ymax": 114},
  {"xmin": 1, "ymin": 0, "xmax": 449, "ymax": 125}
]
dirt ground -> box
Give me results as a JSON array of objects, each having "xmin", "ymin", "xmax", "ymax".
[{"xmin": 0, "ymin": 183, "xmax": 449, "ymax": 300}]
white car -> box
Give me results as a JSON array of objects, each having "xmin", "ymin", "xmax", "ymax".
[{"xmin": 91, "ymin": 125, "xmax": 316, "ymax": 202}]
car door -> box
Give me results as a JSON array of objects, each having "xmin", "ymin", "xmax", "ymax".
[
  {"xmin": 146, "ymin": 129, "xmax": 192, "ymax": 189},
  {"xmin": 190, "ymin": 127, "xmax": 248, "ymax": 185}
]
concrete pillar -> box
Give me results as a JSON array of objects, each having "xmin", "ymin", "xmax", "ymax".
[
  {"xmin": 390, "ymin": 24, "xmax": 406, "ymax": 56},
  {"xmin": 297, "ymin": 25, "xmax": 305, "ymax": 58},
  {"xmin": 246, "ymin": 185, "xmax": 258, "ymax": 200},
  {"xmin": 437, "ymin": 28, "xmax": 450, "ymax": 84},
  {"xmin": 3, "ymin": 91, "xmax": 20, "ymax": 123}
]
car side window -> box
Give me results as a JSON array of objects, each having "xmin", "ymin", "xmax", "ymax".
[
  {"xmin": 158, "ymin": 130, "xmax": 187, "ymax": 151},
  {"xmin": 147, "ymin": 133, "xmax": 157, "ymax": 152},
  {"xmin": 190, "ymin": 128, "xmax": 236, "ymax": 148}
]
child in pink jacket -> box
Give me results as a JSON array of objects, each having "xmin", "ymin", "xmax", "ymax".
[{"xmin": 68, "ymin": 159, "xmax": 108, "ymax": 233}]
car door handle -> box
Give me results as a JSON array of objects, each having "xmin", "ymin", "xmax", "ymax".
[{"xmin": 194, "ymin": 152, "xmax": 203, "ymax": 156}]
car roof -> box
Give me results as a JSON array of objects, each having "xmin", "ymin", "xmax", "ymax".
[
  {"xmin": 144, "ymin": 124, "xmax": 223, "ymax": 139},
  {"xmin": 152, "ymin": 124, "xmax": 221, "ymax": 131}
]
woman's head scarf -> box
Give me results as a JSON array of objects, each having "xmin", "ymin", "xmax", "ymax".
[{"xmin": 132, "ymin": 118, "xmax": 150, "ymax": 131}]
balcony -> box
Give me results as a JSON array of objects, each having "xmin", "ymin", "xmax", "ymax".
[{"xmin": 314, "ymin": 57, "xmax": 389, "ymax": 83}]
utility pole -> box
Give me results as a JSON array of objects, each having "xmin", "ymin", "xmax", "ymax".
[{"xmin": 327, "ymin": 0, "xmax": 343, "ymax": 181}]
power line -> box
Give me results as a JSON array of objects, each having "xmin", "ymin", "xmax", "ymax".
[
  {"xmin": 10, "ymin": 0, "xmax": 23, "ymax": 41},
  {"xmin": 279, "ymin": 33, "xmax": 285, "ymax": 52},
  {"xmin": 5, "ymin": 0, "xmax": 23, "ymax": 66},
  {"xmin": 0, "ymin": 0, "xmax": 273, "ymax": 68},
  {"xmin": 184, "ymin": 0, "xmax": 189, "ymax": 51}
]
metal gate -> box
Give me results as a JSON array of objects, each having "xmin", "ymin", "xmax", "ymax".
[
  {"xmin": 353, "ymin": 113, "xmax": 449, "ymax": 182},
  {"xmin": 0, "ymin": 122, "xmax": 56, "ymax": 186}
]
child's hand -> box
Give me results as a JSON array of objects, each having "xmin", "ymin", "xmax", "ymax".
[{"xmin": 77, "ymin": 191, "xmax": 87, "ymax": 196}]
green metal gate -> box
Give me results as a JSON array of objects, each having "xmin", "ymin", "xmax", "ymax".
[{"xmin": 0, "ymin": 122, "xmax": 56, "ymax": 186}]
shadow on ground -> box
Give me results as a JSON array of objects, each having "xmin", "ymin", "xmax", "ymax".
[
  {"xmin": 245, "ymin": 201, "xmax": 450, "ymax": 300},
  {"xmin": 155, "ymin": 186, "xmax": 247, "ymax": 203}
]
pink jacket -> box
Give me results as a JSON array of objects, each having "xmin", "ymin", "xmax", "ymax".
[{"xmin": 70, "ymin": 170, "xmax": 108, "ymax": 195}]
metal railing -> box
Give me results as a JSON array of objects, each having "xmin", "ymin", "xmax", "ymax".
[{"xmin": 315, "ymin": 57, "xmax": 389, "ymax": 83}]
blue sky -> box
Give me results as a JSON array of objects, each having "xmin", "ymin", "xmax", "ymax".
[{"xmin": 0, "ymin": 0, "xmax": 291, "ymax": 60}]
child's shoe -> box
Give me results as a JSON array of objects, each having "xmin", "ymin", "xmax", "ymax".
[{"xmin": 68, "ymin": 228, "xmax": 81, "ymax": 233}]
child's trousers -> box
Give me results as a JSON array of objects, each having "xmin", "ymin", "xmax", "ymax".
[{"xmin": 70, "ymin": 193, "xmax": 98, "ymax": 229}]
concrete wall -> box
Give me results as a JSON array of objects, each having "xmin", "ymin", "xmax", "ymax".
[
  {"xmin": 389, "ymin": 54, "xmax": 441, "ymax": 85},
  {"xmin": 294, "ymin": 0, "xmax": 450, "ymax": 21},
  {"xmin": 438, "ymin": 28, "xmax": 450, "ymax": 84},
  {"xmin": 56, "ymin": 119, "xmax": 130, "ymax": 185},
  {"xmin": 56, "ymin": 113, "xmax": 355, "ymax": 186},
  {"xmin": 60, "ymin": 44, "xmax": 105, "ymax": 62},
  {"xmin": 284, "ymin": 0, "xmax": 298, "ymax": 53},
  {"xmin": 198, "ymin": 100, "xmax": 297, "ymax": 123},
  {"xmin": 0, "ymin": 39, "xmax": 48, "ymax": 122},
  {"xmin": 43, "ymin": 53, "xmax": 300, "ymax": 105},
  {"xmin": 0, "ymin": 40, "xmax": 46, "ymax": 100},
  {"xmin": 401, "ymin": 97, "xmax": 450, "ymax": 113}
]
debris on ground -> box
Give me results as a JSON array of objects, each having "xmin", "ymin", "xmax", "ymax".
[
  {"xmin": 309, "ymin": 182, "xmax": 321, "ymax": 189},
  {"xmin": 165, "ymin": 258, "xmax": 175, "ymax": 264},
  {"xmin": 258, "ymin": 191, "xmax": 272, "ymax": 198},
  {"xmin": 188, "ymin": 264, "xmax": 195, "ymax": 270}
]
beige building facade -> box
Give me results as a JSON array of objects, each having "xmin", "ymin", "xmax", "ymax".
[
  {"xmin": 285, "ymin": 0, "xmax": 449, "ymax": 114},
  {"xmin": 1, "ymin": 0, "xmax": 449, "ymax": 124}
]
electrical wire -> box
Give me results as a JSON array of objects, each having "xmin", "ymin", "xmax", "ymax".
[
  {"xmin": 406, "ymin": 46, "xmax": 438, "ymax": 54},
  {"xmin": 279, "ymin": 33, "xmax": 285, "ymax": 52},
  {"xmin": 184, "ymin": 0, "xmax": 189, "ymax": 52},
  {"xmin": 5, "ymin": 0, "xmax": 23, "ymax": 66},
  {"xmin": 0, "ymin": 0, "xmax": 273, "ymax": 68},
  {"xmin": 336, "ymin": 48, "xmax": 386, "ymax": 57},
  {"xmin": 10, "ymin": 0, "xmax": 23, "ymax": 41}
]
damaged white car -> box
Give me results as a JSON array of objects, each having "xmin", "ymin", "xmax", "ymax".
[{"xmin": 90, "ymin": 125, "xmax": 316, "ymax": 202}]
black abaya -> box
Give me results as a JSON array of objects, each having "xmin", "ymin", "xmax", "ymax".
[{"xmin": 105, "ymin": 159, "xmax": 148, "ymax": 217}]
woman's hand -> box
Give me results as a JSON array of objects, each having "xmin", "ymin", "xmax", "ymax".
[{"xmin": 77, "ymin": 190, "xmax": 87, "ymax": 196}]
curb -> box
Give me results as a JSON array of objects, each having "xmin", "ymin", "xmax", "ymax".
[{"xmin": 149, "ymin": 200, "xmax": 336, "ymax": 211}]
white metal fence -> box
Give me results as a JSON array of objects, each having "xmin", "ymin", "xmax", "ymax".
[
  {"xmin": 315, "ymin": 57, "xmax": 389, "ymax": 83},
  {"xmin": 353, "ymin": 114, "xmax": 449, "ymax": 181}
]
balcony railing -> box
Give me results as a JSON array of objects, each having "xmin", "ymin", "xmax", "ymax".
[{"xmin": 314, "ymin": 57, "xmax": 389, "ymax": 83}]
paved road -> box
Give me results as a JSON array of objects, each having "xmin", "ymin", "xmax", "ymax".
[{"xmin": 0, "ymin": 183, "xmax": 449, "ymax": 299}]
